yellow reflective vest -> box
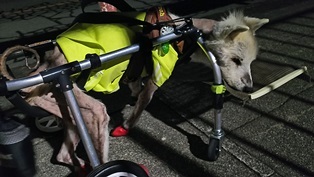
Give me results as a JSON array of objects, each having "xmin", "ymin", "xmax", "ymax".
[{"xmin": 56, "ymin": 12, "xmax": 178, "ymax": 94}]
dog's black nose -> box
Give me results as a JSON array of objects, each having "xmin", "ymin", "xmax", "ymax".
[{"xmin": 243, "ymin": 86, "xmax": 253, "ymax": 93}]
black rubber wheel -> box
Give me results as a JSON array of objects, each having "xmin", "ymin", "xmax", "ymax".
[
  {"xmin": 207, "ymin": 138, "xmax": 220, "ymax": 161},
  {"xmin": 87, "ymin": 160, "xmax": 149, "ymax": 177}
]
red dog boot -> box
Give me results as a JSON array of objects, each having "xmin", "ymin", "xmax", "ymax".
[
  {"xmin": 75, "ymin": 163, "xmax": 92, "ymax": 177},
  {"xmin": 139, "ymin": 164, "xmax": 150, "ymax": 176},
  {"xmin": 111, "ymin": 126, "xmax": 129, "ymax": 137}
]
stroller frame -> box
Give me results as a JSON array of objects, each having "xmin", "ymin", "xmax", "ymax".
[{"xmin": 0, "ymin": 18, "xmax": 225, "ymax": 175}]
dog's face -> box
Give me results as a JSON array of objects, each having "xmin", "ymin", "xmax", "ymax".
[{"xmin": 194, "ymin": 12, "xmax": 269, "ymax": 92}]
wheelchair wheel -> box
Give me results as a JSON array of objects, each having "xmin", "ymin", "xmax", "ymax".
[
  {"xmin": 35, "ymin": 115, "xmax": 63, "ymax": 133},
  {"xmin": 207, "ymin": 138, "xmax": 220, "ymax": 161},
  {"xmin": 87, "ymin": 160, "xmax": 149, "ymax": 177}
]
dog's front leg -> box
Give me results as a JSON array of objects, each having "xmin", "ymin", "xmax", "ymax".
[
  {"xmin": 124, "ymin": 78, "xmax": 158, "ymax": 129},
  {"xmin": 127, "ymin": 78, "xmax": 143, "ymax": 105},
  {"xmin": 111, "ymin": 78, "xmax": 158, "ymax": 137}
]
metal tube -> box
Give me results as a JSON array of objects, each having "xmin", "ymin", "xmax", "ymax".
[
  {"xmin": 63, "ymin": 89, "xmax": 100, "ymax": 168},
  {"xmin": 99, "ymin": 44, "xmax": 140, "ymax": 65},
  {"xmin": 197, "ymin": 37, "xmax": 225, "ymax": 140},
  {"xmin": 6, "ymin": 74, "xmax": 43, "ymax": 91},
  {"xmin": 79, "ymin": 59, "xmax": 92, "ymax": 71},
  {"xmin": 6, "ymin": 28, "xmax": 189, "ymax": 92},
  {"xmin": 207, "ymin": 51, "xmax": 223, "ymax": 85},
  {"xmin": 94, "ymin": 32, "xmax": 184, "ymax": 68},
  {"xmin": 197, "ymin": 37, "xmax": 223, "ymax": 85},
  {"xmin": 152, "ymin": 32, "xmax": 184, "ymax": 46},
  {"xmin": 214, "ymin": 109, "xmax": 222, "ymax": 132},
  {"xmin": 210, "ymin": 109, "xmax": 224, "ymax": 140}
]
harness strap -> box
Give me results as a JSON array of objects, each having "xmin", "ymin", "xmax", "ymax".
[
  {"xmin": 124, "ymin": 7, "xmax": 194, "ymax": 83},
  {"xmin": 123, "ymin": 7, "xmax": 183, "ymax": 83},
  {"xmin": 72, "ymin": 12, "xmax": 155, "ymax": 33},
  {"xmin": 144, "ymin": 7, "xmax": 173, "ymax": 39},
  {"xmin": 123, "ymin": 7, "xmax": 175, "ymax": 83},
  {"xmin": 122, "ymin": 35, "xmax": 153, "ymax": 83},
  {"xmin": 75, "ymin": 54, "xmax": 101, "ymax": 90}
]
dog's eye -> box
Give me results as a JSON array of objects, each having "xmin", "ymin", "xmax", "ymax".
[{"xmin": 231, "ymin": 57, "xmax": 242, "ymax": 65}]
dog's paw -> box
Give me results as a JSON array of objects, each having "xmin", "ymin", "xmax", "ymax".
[{"xmin": 110, "ymin": 126, "xmax": 129, "ymax": 137}]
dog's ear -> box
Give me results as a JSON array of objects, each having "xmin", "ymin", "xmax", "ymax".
[
  {"xmin": 213, "ymin": 24, "xmax": 249, "ymax": 40},
  {"xmin": 244, "ymin": 17, "xmax": 269, "ymax": 35},
  {"xmin": 192, "ymin": 18, "xmax": 217, "ymax": 34}
]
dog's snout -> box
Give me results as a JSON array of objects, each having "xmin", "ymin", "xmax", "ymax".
[
  {"xmin": 240, "ymin": 73, "xmax": 253, "ymax": 92},
  {"xmin": 243, "ymin": 86, "xmax": 253, "ymax": 93},
  {"xmin": 241, "ymin": 73, "xmax": 252, "ymax": 86}
]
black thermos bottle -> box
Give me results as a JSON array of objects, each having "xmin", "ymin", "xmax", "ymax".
[{"xmin": 0, "ymin": 116, "xmax": 36, "ymax": 177}]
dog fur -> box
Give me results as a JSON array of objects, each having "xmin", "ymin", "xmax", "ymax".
[{"xmin": 12, "ymin": 11, "xmax": 268, "ymax": 170}]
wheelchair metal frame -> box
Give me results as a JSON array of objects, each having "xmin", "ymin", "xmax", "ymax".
[{"xmin": 0, "ymin": 19, "xmax": 225, "ymax": 174}]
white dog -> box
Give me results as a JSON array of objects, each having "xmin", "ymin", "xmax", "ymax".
[{"xmin": 0, "ymin": 7, "xmax": 268, "ymax": 173}]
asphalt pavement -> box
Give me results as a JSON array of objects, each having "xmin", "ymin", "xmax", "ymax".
[{"xmin": 0, "ymin": 0, "xmax": 314, "ymax": 177}]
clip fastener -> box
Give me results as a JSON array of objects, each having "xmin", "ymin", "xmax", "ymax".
[
  {"xmin": 158, "ymin": 26, "xmax": 174, "ymax": 56},
  {"xmin": 211, "ymin": 85, "xmax": 226, "ymax": 94}
]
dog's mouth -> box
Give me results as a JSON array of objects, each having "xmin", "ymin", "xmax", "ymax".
[
  {"xmin": 223, "ymin": 80, "xmax": 253, "ymax": 93},
  {"xmin": 223, "ymin": 80, "xmax": 238, "ymax": 91}
]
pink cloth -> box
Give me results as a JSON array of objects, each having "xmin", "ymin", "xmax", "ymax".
[{"xmin": 98, "ymin": 2, "xmax": 118, "ymax": 12}]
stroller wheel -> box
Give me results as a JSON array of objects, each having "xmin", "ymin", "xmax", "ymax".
[
  {"xmin": 87, "ymin": 160, "xmax": 149, "ymax": 177},
  {"xmin": 207, "ymin": 138, "xmax": 220, "ymax": 161},
  {"xmin": 35, "ymin": 116, "xmax": 63, "ymax": 133}
]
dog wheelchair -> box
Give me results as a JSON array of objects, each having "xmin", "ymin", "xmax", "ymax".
[{"xmin": 0, "ymin": 9, "xmax": 226, "ymax": 177}]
